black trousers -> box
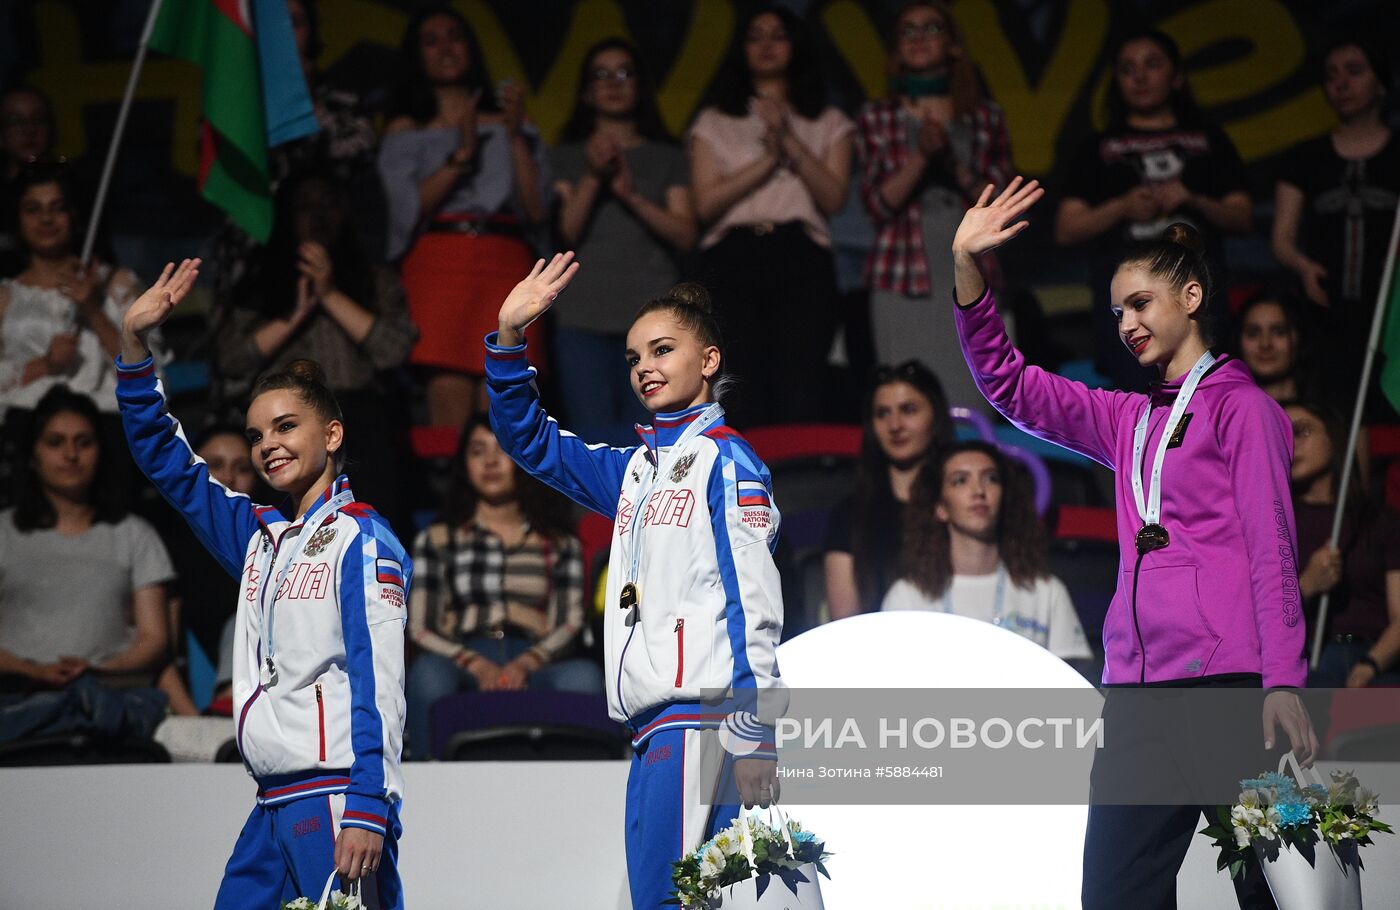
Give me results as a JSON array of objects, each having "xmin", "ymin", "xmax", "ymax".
[
  {"xmin": 1082, "ymin": 678, "xmax": 1278, "ymax": 910},
  {"xmin": 696, "ymin": 223, "xmax": 838, "ymax": 428}
]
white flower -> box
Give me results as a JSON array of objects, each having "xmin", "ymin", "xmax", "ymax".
[
  {"xmin": 700, "ymin": 844, "xmax": 726, "ymax": 880},
  {"xmin": 1234, "ymin": 825, "xmax": 1251, "ymax": 848},
  {"xmin": 733, "ymin": 817, "xmax": 758, "ymax": 867},
  {"xmin": 713, "ymin": 830, "xmax": 737, "ymax": 857}
]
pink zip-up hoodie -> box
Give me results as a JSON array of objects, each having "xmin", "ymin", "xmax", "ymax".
[{"xmin": 956, "ymin": 289, "xmax": 1306, "ymax": 688}]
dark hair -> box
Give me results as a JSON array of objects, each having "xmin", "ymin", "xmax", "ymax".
[
  {"xmin": 389, "ymin": 5, "xmax": 498, "ymax": 124},
  {"xmin": 849, "ymin": 360, "xmax": 954, "ymax": 610},
  {"xmin": 1322, "ymin": 38, "xmax": 1393, "ymax": 115},
  {"xmin": 195, "ymin": 423, "xmax": 250, "ymax": 452},
  {"xmin": 443, "ymin": 415, "xmax": 575, "ymax": 539},
  {"xmin": 1104, "ymin": 28, "xmax": 1204, "ymax": 130},
  {"xmin": 1232, "ymin": 288, "xmax": 1321, "ymax": 394},
  {"xmin": 11, "ymin": 386, "xmax": 126, "ymax": 531},
  {"xmin": 1281, "ymin": 399, "xmax": 1375, "ymax": 531},
  {"xmin": 288, "ymin": 0, "xmax": 324, "ymax": 68},
  {"xmin": 559, "ymin": 38, "xmax": 671, "ymax": 143},
  {"xmin": 250, "ymin": 359, "xmax": 344, "ymax": 469},
  {"xmin": 238, "ymin": 169, "xmax": 374, "ymax": 320},
  {"xmin": 886, "ymin": 1, "xmax": 982, "ymax": 118},
  {"xmin": 900, "ymin": 440, "xmax": 1048, "ymax": 599},
  {"xmin": 13, "ymin": 159, "xmax": 82, "ymax": 249},
  {"xmin": 1118, "ymin": 222, "xmax": 1217, "ymax": 344},
  {"xmin": 706, "ymin": 5, "xmax": 828, "ymax": 120},
  {"xmin": 0, "ymin": 83, "xmax": 54, "ymax": 145},
  {"xmin": 632, "ymin": 282, "xmax": 731, "ymax": 403}
]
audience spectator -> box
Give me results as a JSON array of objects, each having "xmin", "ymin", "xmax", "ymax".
[
  {"xmin": 1055, "ymin": 29, "xmax": 1251, "ymax": 392},
  {"xmin": 215, "ymin": 170, "xmax": 416, "ymax": 531},
  {"xmin": 856, "ymin": 1, "xmax": 1011, "ymax": 411},
  {"xmin": 824, "ymin": 360, "xmax": 952, "ymax": 620},
  {"xmin": 379, "ymin": 5, "xmax": 550, "ymax": 428},
  {"xmin": 1, "ymin": 84, "xmax": 55, "ymax": 278},
  {"xmin": 1273, "ymin": 39, "xmax": 1399, "ymax": 421},
  {"xmin": 883, "ymin": 441, "xmax": 1092, "ymax": 661},
  {"xmin": 1286, "ymin": 400, "xmax": 1400, "ymax": 688},
  {"xmin": 552, "ymin": 39, "xmax": 696, "ymax": 445},
  {"xmin": 150, "ymin": 425, "xmax": 257, "ymax": 716},
  {"xmin": 0, "ymin": 163, "xmax": 157, "ymax": 418},
  {"xmin": 0, "ymin": 387, "xmax": 173, "ymax": 699},
  {"xmin": 210, "ymin": 0, "xmax": 384, "ymax": 306},
  {"xmin": 405, "ymin": 416, "xmax": 601, "ymax": 760},
  {"xmin": 1233, "ymin": 290, "xmax": 1318, "ymax": 404},
  {"xmin": 690, "ymin": 5, "xmax": 854, "ymax": 427}
]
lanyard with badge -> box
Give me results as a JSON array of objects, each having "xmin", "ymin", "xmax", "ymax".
[
  {"xmin": 617, "ymin": 405, "xmax": 724, "ymax": 617},
  {"xmin": 1130, "ymin": 351, "xmax": 1215, "ymax": 555},
  {"xmin": 258, "ymin": 488, "xmax": 354, "ymax": 688},
  {"xmin": 941, "ymin": 564, "xmax": 1007, "ymax": 625}
]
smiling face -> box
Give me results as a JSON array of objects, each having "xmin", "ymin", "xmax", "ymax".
[
  {"xmin": 419, "ymin": 13, "xmax": 470, "ymax": 85},
  {"xmin": 744, "ymin": 12, "xmax": 793, "ymax": 80},
  {"xmin": 894, "ymin": 4, "xmax": 952, "ymax": 74},
  {"xmin": 1115, "ymin": 37, "xmax": 1181, "ymax": 117},
  {"xmin": 33, "ymin": 410, "xmax": 99, "ymax": 503},
  {"xmin": 936, "ymin": 450, "xmax": 1002, "ymax": 542},
  {"xmin": 464, "ymin": 423, "xmax": 517, "ymax": 504},
  {"xmin": 625, "ymin": 310, "xmax": 720, "ymax": 414},
  {"xmin": 1239, "ymin": 301, "xmax": 1297, "ymax": 384},
  {"xmin": 871, "ymin": 381, "xmax": 938, "ymax": 468},
  {"xmin": 244, "ymin": 389, "xmax": 342, "ymax": 496},
  {"xmin": 1324, "ymin": 44, "xmax": 1385, "ymax": 121},
  {"xmin": 585, "ymin": 46, "xmax": 639, "ymax": 119},
  {"xmin": 1110, "ymin": 264, "xmax": 1200, "ymax": 370},
  {"xmin": 18, "ymin": 181, "xmax": 72, "ymax": 258}
]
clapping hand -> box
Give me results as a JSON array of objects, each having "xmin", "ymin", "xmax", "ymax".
[
  {"xmin": 496, "ymin": 252, "xmax": 579, "ymax": 346},
  {"xmin": 120, "ymin": 258, "xmax": 200, "ymax": 362},
  {"xmin": 58, "ymin": 258, "xmax": 109, "ymax": 319},
  {"xmin": 952, "ymin": 177, "xmax": 1044, "ymax": 257},
  {"xmin": 499, "ymin": 81, "xmax": 526, "ymax": 137},
  {"xmin": 298, "ymin": 241, "xmax": 334, "ymax": 298}
]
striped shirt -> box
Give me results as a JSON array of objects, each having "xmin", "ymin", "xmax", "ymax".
[{"xmin": 408, "ymin": 521, "xmax": 585, "ymax": 666}]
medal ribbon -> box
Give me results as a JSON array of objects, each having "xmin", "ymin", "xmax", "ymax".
[
  {"xmin": 623, "ymin": 405, "xmax": 724, "ymax": 597},
  {"xmin": 942, "ymin": 564, "xmax": 1007, "ymax": 626},
  {"xmin": 1130, "ymin": 351, "xmax": 1215, "ymax": 529}
]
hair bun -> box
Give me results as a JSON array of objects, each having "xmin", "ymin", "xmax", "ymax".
[
  {"xmin": 283, "ymin": 358, "xmax": 329, "ymax": 387},
  {"xmin": 1162, "ymin": 222, "xmax": 1204, "ymax": 255},
  {"xmin": 665, "ymin": 282, "xmax": 713, "ymax": 314}
]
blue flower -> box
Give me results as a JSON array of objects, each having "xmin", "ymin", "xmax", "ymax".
[
  {"xmin": 1276, "ymin": 802, "xmax": 1313, "ymax": 829},
  {"xmin": 1240, "ymin": 772, "xmax": 1298, "ymax": 794},
  {"xmin": 791, "ymin": 830, "xmax": 817, "ymax": 844}
]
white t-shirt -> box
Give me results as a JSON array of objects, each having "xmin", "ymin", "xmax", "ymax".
[{"xmin": 881, "ymin": 569, "xmax": 1093, "ymax": 660}]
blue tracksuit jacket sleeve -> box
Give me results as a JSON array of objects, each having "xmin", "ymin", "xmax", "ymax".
[
  {"xmin": 484, "ymin": 333, "xmax": 632, "ymax": 518},
  {"xmin": 707, "ymin": 436, "xmax": 787, "ymax": 759},
  {"xmin": 338, "ymin": 514, "xmax": 411, "ymax": 832},
  {"xmin": 115, "ymin": 355, "xmax": 259, "ymax": 577}
]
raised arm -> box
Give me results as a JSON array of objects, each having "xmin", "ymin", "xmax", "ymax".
[
  {"xmin": 952, "ymin": 180, "xmax": 1129, "ymax": 466},
  {"xmin": 488, "ymin": 253, "xmax": 633, "ymax": 516},
  {"xmin": 117, "ymin": 260, "xmax": 260, "ymax": 574}
]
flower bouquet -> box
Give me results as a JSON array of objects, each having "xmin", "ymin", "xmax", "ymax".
[
  {"xmin": 1200, "ymin": 753, "xmax": 1391, "ymax": 910},
  {"xmin": 281, "ymin": 872, "xmax": 364, "ymax": 910},
  {"xmin": 670, "ymin": 810, "xmax": 832, "ymax": 909}
]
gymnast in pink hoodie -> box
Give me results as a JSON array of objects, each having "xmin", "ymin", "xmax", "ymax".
[{"xmin": 949, "ymin": 178, "xmax": 1317, "ymax": 909}]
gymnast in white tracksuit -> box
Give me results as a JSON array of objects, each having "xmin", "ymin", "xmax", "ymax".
[
  {"xmin": 487, "ymin": 253, "xmax": 786, "ymax": 909},
  {"xmin": 114, "ymin": 260, "xmax": 411, "ymax": 909}
]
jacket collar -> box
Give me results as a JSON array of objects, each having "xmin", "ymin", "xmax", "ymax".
[
  {"xmin": 1148, "ymin": 352, "xmax": 1232, "ymax": 404},
  {"xmin": 255, "ymin": 474, "xmax": 355, "ymax": 532},
  {"xmin": 634, "ymin": 403, "xmax": 724, "ymax": 463}
]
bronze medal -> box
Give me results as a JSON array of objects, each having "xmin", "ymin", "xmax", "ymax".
[
  {"xmin": 1135, "ymin": 523, "xmax": 1169, "ymax": 555},
  {"xmin": 619, "ymin": 582, "xmax": 639, "ymax": 611}
]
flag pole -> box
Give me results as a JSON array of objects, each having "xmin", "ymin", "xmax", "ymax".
[
  {"xmin": 80, "ymin": 0, "xmax": 166, "ymax": 265},
  {"xmin": 1310, "ymin": 193, "xmax": 1400, "ymax": 669}
]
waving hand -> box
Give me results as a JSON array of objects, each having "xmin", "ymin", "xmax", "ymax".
[
  {"xmin": 120, "ymin": 258, "xmax": 200, "ymax": 363},
  {"xmin": 496, "ymin": 252, "xmax": 579, "ymax": 347}
]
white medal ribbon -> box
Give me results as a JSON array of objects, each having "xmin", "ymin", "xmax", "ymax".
[
  {"xmin": 623, "ymin": 405, "xmax": 724, "ymax": 596},
  {"xmin": 257, "ymin": 488, "xmax": 355, "ymax": 687},
  {"xmin": 941, "ymin": 564, "xmax": 1007, "ymax": 626},
  {"xmin": 1130, "ymin": 351, "xmax": 1216, "ymax": 528}
]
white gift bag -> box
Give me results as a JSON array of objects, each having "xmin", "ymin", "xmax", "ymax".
[
  {"xmin": 715, "ymin": 806, "xmax": 825, "ymax": 910},
  {"xmin": 1252, "ymin": 752, "xmax": 1363, "ymax": 910},
  {"xmin": 315, "ymin": 870, "xmax": 364, "ymax": 910}
]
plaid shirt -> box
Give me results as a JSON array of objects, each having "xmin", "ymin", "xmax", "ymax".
[
  {"xmin": 408, "ymin": 521, "xmax": 585, "ymax": 666},
  {"xmin": 857, "ymin": 98, "xmax": 1012, "ymax": 296}
]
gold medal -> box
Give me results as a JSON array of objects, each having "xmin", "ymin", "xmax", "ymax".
[
  {"xmin": 1135, "ymin": 523, "xmax": 1169, "ymax": 555},
  {"xmin": 619, "ymin": 582, "xmax": 639, "ymax": 611}
]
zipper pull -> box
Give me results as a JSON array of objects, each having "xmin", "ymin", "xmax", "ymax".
[
  {"xmin": 674, "ymin": 618, "xmax": 684, "ymax": 633},
  {"xmin": 315, "ymin": 682, "xmax": 323, "ymax": 703}
]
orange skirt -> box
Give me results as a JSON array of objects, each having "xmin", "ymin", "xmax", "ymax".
[{"xmin": 400, "ymin": 232, "xmax": 543, "ymax": 375}]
